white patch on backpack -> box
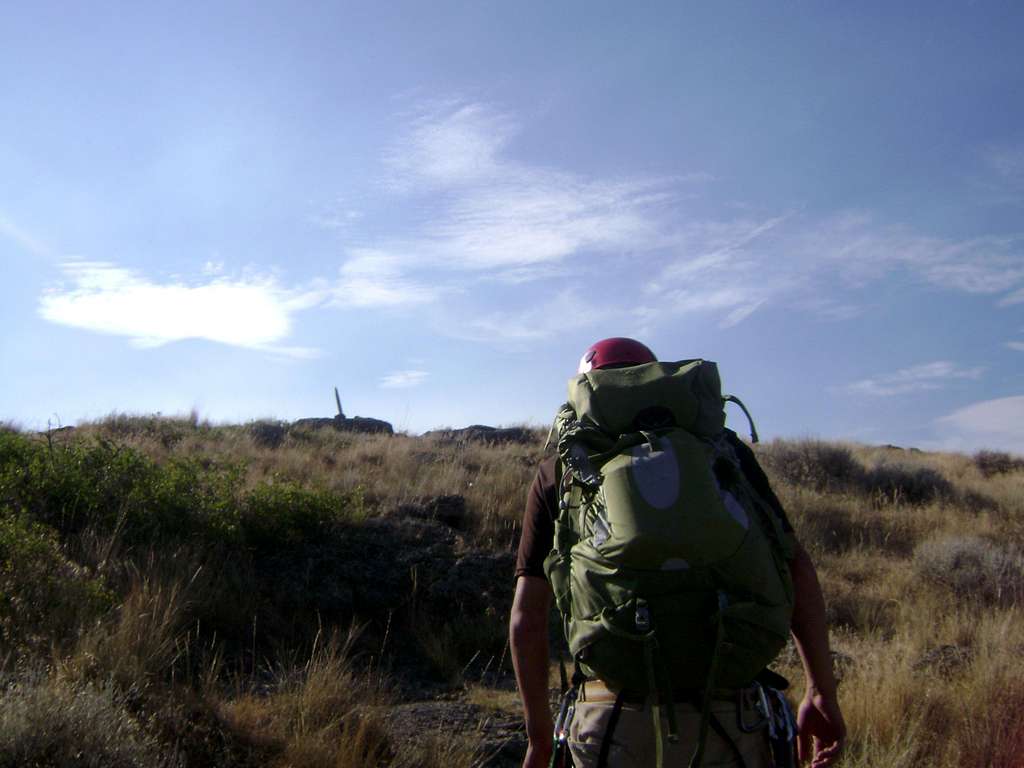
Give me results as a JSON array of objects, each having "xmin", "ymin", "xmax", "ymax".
[
  {"xmin": 629, "ymin": 438, "xmax": 680, "ymax": 510},
  {"xmin": 722, "ymin": 490, "xmax": 750, "ymax": 530}
]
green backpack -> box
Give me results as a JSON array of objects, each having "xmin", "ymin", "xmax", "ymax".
[{"xmin": 544, "ymin": 360, "xmax": 795, "ymax": 766}]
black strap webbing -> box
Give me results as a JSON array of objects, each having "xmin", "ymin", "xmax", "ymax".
[{"xmin": 595, "ymin": 691, "xmax": 626, "ymax": 768}]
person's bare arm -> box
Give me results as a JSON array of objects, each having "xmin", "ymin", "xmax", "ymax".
[
  {"xmin": 510, "ymin": 575, "xmax": 554, "ymax": 768},
  {"xmin": 789, "ymin": 541, "xmax": 846, "ymax": 767}
]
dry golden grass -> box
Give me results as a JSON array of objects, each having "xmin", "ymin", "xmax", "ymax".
[
  {"xmin": 6, "ymin": 418, "xmax": 1024, "ymax": 766},
  {"xmin": 220, "ymin": 627, "xmax": 480, "ymax": 768},
  {"xmin": 756, "ymin": 439, "xmax": 1024, "ymax": 768},
  {"xmin": 465, "ymin": 684, "xmax": 524, "ymax": 713},
  {"xmin": 220, "ymin": 628, "xmax": 392, "ymax": 767}
]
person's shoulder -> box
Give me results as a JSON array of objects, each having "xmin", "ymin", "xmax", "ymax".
[
  {"xmin": 535, "ymin": 454, "xmax": 558, "ymax": 489},
  {"xmin": 724, "ymin": 428, "xmax": 752, "ymax": 453}
]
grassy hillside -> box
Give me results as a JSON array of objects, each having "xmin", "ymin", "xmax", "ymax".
[{"xmin": 1, "ymin": 416, "xmax": 1022, "ymax": 767}]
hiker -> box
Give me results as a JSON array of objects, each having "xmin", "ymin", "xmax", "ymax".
[{"xmin": 510, "ymin": 338, "xmax": 845, "ymax": 768}]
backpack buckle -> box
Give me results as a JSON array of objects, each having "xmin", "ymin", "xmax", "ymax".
[{"xmin": 634, "ymin": 600, "xmax": 651, "ymax": 632}]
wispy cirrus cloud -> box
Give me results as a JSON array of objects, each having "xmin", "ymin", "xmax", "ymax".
[
  {"xmin": 350, "ymin": 101, "xmax": 680, "ymax": 278},
  {"xmin": 335, "ymin": 101, "xmax": 1023, "ymax": 333},
  {"xmin": 973, "ymin": 144, "xmax": 1024, "ymax": 205},
  {"xmin": 642, "ymin": 210, "xmax": 1024, "ymax": 327},
  {"xmin": 790, "ymin": 213, "xmax": 1024, "ymax": 295},
  {"xmin": 333, "ymin": 249, "xmax": 440, "ymax": 308},
  {"xmin": 380, "ymin": 369, "xmax": 429, "ymax": 389},
  {"xmin": 383, "ymin": 101, "xmax": 516, "ymax": 190},
  {"xmin": 642, "ymin": 215, "xmax": 794, "ymax": 327},
  {"xmin": 39, "ymin": 262, "xmax": 322, "ymax": 357},
  {"xmin": 841, "ymin": 361, "xmax": 984, "ymax": 397}
]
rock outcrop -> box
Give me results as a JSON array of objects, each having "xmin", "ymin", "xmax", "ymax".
[
  {"xmin": 291, "ymin": 414, "xmax": 394, "ymax": 435},
  {"xmin": 422, "ymin": 424, "xmax": 537, "ymax": 446}
]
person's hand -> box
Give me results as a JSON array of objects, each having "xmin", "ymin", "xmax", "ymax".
[
  {"xmin": 522, "ymin": 738, "xmax": 553, "ymax": 768},
  {"xmin": 797, "ymin": 689, "xmax": 846, "ymax": 767}
]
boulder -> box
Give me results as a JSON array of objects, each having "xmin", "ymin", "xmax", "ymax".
[
  {"xmin": 291, "ymin": 414, "xmax": 394, "ymax": 435},
  {"xmin": 423, "ymin": 425, "xmax": 537, "ymax": 446},
  {"xmin": 340, "ymin": 415, "xmax": 394, "ymax": 435}
]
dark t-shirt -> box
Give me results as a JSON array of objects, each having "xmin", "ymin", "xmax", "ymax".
[{"xmin": 514, "ymin": 430, "xmax": 794, "ymax": 580}]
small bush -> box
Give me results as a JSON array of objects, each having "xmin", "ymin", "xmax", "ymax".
[
  {"xmin": 0, "ymin": 674, "xmax": 174, "ymax": 768},
  {"xmin": 794, "ymin": 502, "xmax": 916, "ymax": 555},
  {"xmin": 861, "ymin": 463, "xmax": 954, "ymax": 506},
  {"xmin": 974, "ymin": 450, "xmax": 1024, "ymax": 478},
  {"xmin": 759, "ymin": 439, "xmax": 955, "ymax": 506},
  {"xmin": 241, "ymin": 482, "xmax": 357, "ymax": 553},
  {"xmin": 92, "ymin": 411, "xmax": 206, "ymax": 448},
  {"xmin": 758, "ymin": 440, "xmax": 863, "ymax": 492},
  {"xmin": 0, "ymin": 511, "xmax": 112, "ymax": 650},
  {"xmin": 913, "ymin": 536, "xmax": 1024, "ymax": 605}
]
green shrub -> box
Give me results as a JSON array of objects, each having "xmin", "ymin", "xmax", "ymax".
[
  {"xmin": 0, "ymin": 432, "xmax": 364, "ymax": 555},
  {"xmin": 0, "ymin": 431, "xmax": 165, "ymax": 538},
  {"xmin": 0, "ymin": 511, "xmax": 112, "ymax": 650},
  {"xmin": 241, "ymin": 482, "xmax": 356, "ymax": 553}
]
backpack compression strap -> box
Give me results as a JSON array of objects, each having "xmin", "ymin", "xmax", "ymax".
[{"xmin": 688, "ymin": 591, "xmax": 729, "ymax": 768}]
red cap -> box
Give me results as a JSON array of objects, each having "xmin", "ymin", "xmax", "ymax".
[{"xmin": 578, "ymin": 337, "xmax": 657, "ymax": 374}]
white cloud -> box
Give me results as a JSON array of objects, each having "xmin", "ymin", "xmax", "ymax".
[
  {"xmin": 361, "ymin": 102, "xmax": 1024, "ymax": 333},
  {"xmin": 794, "ymin": 215, "xmax": 1024, "ymax": 296},
  {"xmin": 642, "ymin": 210, "xmax": 1024, "ymax": 328},
  {"xmin": 1006, "ymin": 341, "xmax": 1024, "ymax": 352},
  {"xmin": 485, "ymin": 263, "xmax": 573, "ymax": 285},
  {"xmin": 841, "ymin": 361, "xmax": 985, "ymax": 397},
  {"xmin": 643, "ymin": 215, "xmax": 795, "ymax": 326},
  {"xmin": 380, "ymin": 369, "xmax": 429, "ymax": 388},
  {"xmin": 935, "ymin": 395, "xmax": 1024, "ymax": 456},
  {"xmin": 39, "ymin": 262, "xmax": 322, "ymax": 355},
  {"xmin": 385, "ymin": 101, "xmax": 515, "ymax": 189},
  {"xmin": 334, "ymin": 249, "xmax": 440, "ymax": 308},
  {"xmin": 379, "ymin": 101, "xmax": 676, "ymax": 273}
]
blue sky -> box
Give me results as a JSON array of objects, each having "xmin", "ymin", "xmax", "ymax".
[{"xmin": 2, "ymin": 2, "xmax": 1023, "ymax": 454}]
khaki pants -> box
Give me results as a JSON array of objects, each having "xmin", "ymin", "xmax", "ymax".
[{"xmin": 567, "ymin": 687, "xmax": 772, "ymax": 768}]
